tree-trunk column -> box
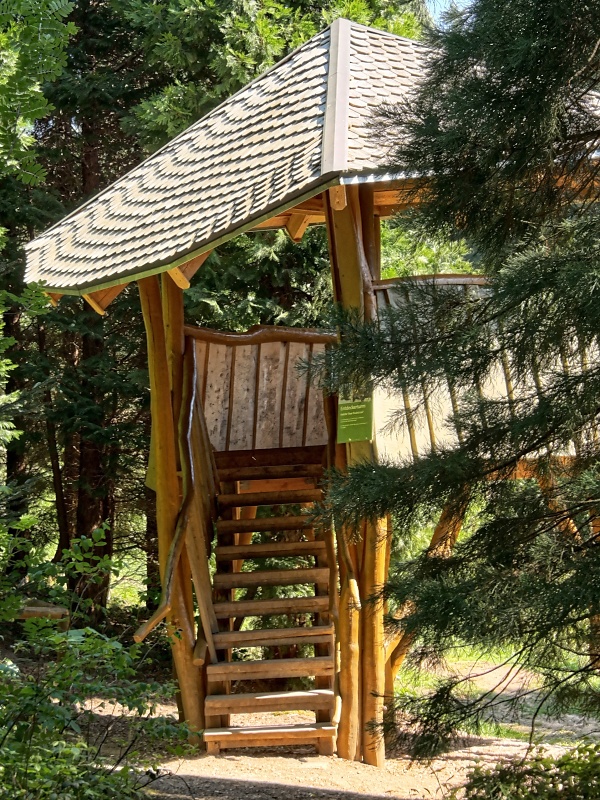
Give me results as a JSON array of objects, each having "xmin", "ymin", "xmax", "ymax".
[
  {"xmin": 325, "ymin": 184, "xmax": 386, "ymax": 767},
  {"xmin": 138, "ymin": 275, "xmax": 203, "ymax": 738}
]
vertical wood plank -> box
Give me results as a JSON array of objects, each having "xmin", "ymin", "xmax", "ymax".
[
  {"xmin": 278, "ymin": 342, "xmax": 290, "ymax": 448},
  {"xmin": 203, "ymin": 343, "xmax": 233, "ymax": 451},
  {"xmin": 304, "ymin": 344, "xmax": 329, "ymax": 446},
  {"xmin": 225, "ymin": 347, "xmax": 237, "ymax": 450},
  {"xmin": 194, "ymin": 340, "xmax": 208, "ymax": 403},
  {"xmin": 281, "ymin": 342, "xmax": 309, "ymax": 448},
  {"xmin": 228, "ymin": 345, "xmax": 258, "ymax": 451},
  {"xmin": 254, "ymin": 341, "xmax": 284, "ymax": 449}
]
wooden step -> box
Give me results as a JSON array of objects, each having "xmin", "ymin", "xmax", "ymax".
[
  {"xmin": 215, "ymin": 540, "xmax": 326, "ymax": 561},
  {"xmin": 218, "ymin": 488, "xmax": 323, "ymax": 509},
  {"xmin": 217, "ymin": 464, "xmax": 323, "ymax": 482},
  {"xmin": 213, "ymin": 595, "xmax": 330, "ymax": 619},
  {"xmin": 214, "ymin": 446, "xmax": 326, "ymax": 470},
  {"xmin": 203, "ymin": 722, "xmax": 336, "ymax": 752},
  {"xmin": 206, "ymin": 656, "xmax": 333, "ymax": 681},
  {"xmin": 205, "ymin": 689, "xmax": 334, "ymax": 715},
  {"xmin": 213, "ymin": 567, "xmax": 329, "ymax": 591},
  {"xmin": 217, "ymin": 515, "xmax": 312, "ymax": 535},
  {"xmin": 213, "ymin": 624, "xmax": 334, "ymax": 649}
]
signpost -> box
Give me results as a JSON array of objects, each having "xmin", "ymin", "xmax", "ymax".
[{"xmin": 337, "ymin": 396, "xmax": 373, "ymax": 443}]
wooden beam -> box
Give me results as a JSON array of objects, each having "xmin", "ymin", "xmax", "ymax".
[
  {"xmin": 184, "ymin": 324, "xmax": 336, "ymax": 346},
  {"xmin": 168, "ymin": 251, "xmax": 212, "ymax": 289},
  {"xmin": 82, "ymin": 283, "xmax": 128, "ymax": 315},
  {"xmin": 329, "ymin": 185, "xmax": 347, "ymax": 211},
  {"xmin": 167, "ymin": 266, "xmax": 191, "ymax": 290},
  {"xmin": 178, "ymin": 250, "xmax": 212, "ymax": 282},
  {"xmin": 82, "ymin": 293, "xmax": 106, "ymax": 315},
  {"xmin": 46, "ymin": 292, "xmax": 63, "ymax": 307},
  {"xmin": 254, "ymin": 213, "xmax": 290, "ymax": 230},
  {"xmin": 285, "ymin": 212, "xmax": 311, "ymax": 242},
  {"xmin": 193, "ymin": 636, "xmax": 208, "ymax": 666}
]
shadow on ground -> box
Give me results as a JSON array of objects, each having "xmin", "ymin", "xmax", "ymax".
[{"xmin": 145, "ymin": 774, "xmax": 414, "ymax": 800}]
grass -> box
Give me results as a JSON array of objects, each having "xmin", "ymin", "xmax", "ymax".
[{"xmin": 393, "ymin": 643, "xmax": 600, "ymax": 747}]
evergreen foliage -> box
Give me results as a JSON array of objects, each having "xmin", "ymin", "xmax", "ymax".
[
  {"xmin": 0, "ymin": 0, "xmax": 427, "ymax": 608},
  {"xmin": 314, "ymin": 0, "xmax": 600, "ymax": 754},
  {"xmin": 0, "ymin": 0, "xmax": 75, "ymax": 184},
  {"xmin": 455, "ymin": 744, "xmax": 600, "ymax": 800}
]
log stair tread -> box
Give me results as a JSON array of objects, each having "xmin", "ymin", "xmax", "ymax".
[
  {"xmin": 206, "ymin": 446, "xmax": 335, "ymax": 754},
  {"xmin": 213, "ymin": 595, "xmax": 330, "ymax": 618},
  {"xmin": 205, "ymin": 689, "xmax": 334, "ymax": 714},
  {"xmin": 215, "ymin": 540, "xmax": 326, "ymax": 561},
  {"xmin": 207, "ymin": 656, "xmax": 333, "ymax": 681},
  {"xmin": 213, "ymin": 624, "xmax": 334, "ymax": 649},
  {"xmin": 203, "ymin": 723, "xmax": 336, "ymax": 752},
  {"xmin": 218, "ymin": 488, "xmax": 323, "ymax": 508},
  {"xmin": 216, "ymin": 515, "xmax": 313, "ymax": 534},
  {"xmin": 213, "ymin": 567, "xmax": 329, "ymax": 590},
  {"xmin": 214, "ymin": 446, "xmax": 326, "ymax": 469},
  {"xmin": 217, "ymin": 464, "xmax": 323, "ymax": 482}
]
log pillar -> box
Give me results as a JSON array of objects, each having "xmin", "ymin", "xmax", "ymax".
[
  {"xmin": 325, "ymin": 183, "xmax": 386, "ymax": 766},
  {"xmin": 138, "ymin": 275, "xmax": 204, "ymax": 738}
]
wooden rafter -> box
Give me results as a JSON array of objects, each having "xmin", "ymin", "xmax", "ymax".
[
  {"xmin": 168, "ymin": 250, "xmax": 213, "ymax": 290},
  {"xmin": 46, "ymin": 292, "xmax": 63, "ymax": 307},
  {"xmin": 82, "ymin": 283, "xmax": 128, "ymax": 315},
  {"xmin": 285, "ymin": 212, "xmax": 311, "ymax": 242}
]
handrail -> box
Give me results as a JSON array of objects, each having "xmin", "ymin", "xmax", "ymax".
[
  {"xmin": 134, "ymin": 341, "xmax": 219, "ymax": 662},
  {"xmin": 184, "ymin": 323, "xmax": 337, "ymax": 345},
  {"xmin": 374, "ymin": 273, "xmax": 487, "ymax": 288},
  {"xmin": 179, "ymin": 340, "xmax": 219, "ymax": 661}
]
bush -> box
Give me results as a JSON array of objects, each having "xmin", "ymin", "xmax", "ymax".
[
  {"xmin": 0, "ymin": 620, "xmax": 182, "ymax": 799},
  {"xmin": 455, "ymin": 745, "xmax": 600, "ymax": 800}
]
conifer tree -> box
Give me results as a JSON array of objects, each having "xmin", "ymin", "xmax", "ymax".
[
  {"xmin": 316, "ymin": 0, "xmax": 600, "ymax": 752},
  {"xmin": 0, "ymin": 0, "xmax": 427, "ymax": 608}
]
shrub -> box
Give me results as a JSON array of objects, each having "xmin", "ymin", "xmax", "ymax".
[
  {"xmin": 455, "ymin": 744, "xmax": 600, "ymax": 800},
  {"xmin": 0, "ymin": 620, "xmax": 182, "ymax": 799}
]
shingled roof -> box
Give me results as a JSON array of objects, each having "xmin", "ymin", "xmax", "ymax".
[{"xmin": 25, "ymin": 19, "xmax": 427, "ymax": 295}]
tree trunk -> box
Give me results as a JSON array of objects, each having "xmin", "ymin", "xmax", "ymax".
[
  {"xmin": 144, "ymin": 485, "xmax": 160, "ymax": 611},
  {"xmin": 73, "ymin": 307, "xmax": 112, "ymax": 613}
]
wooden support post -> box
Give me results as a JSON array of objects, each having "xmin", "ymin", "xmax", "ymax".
[
  {"xmin": 162, "ymin": 275, "xmax": 197, "ymax": 642},
  {"xmin": 138, "ymin": 275, "xmax": 204, "ymax": 740},
  {"xmin": 336, "ymin": 576, "xmax": 361, "ymax": 760},
  {"xmin": 162, "ymin": 274, "xmax": 186, "ymax": 455},
  {"xmin": 360, "ymin": 517, "xmax": 387, "ymax": 767},
  {"xmin": 324, "ymin": 185, "xmax": 386, "ymax": 765}
]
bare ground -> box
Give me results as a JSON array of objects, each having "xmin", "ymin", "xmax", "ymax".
[{"xmin": 144, "ymin": 702, "xmax": 567, "ymax": 800}]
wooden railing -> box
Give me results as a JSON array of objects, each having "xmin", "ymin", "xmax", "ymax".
[
  {"xmin": 134, "ymin": 339, "xmax": 220, "ymax": 663},
  {"xmin": 184, "ymin": 325, "xmax": 336, "ymax": 453}
]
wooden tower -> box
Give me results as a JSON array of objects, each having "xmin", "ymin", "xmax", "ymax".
[{"xmin": 24, "ymin": 20, "xmax": 440, "ymax": 765}]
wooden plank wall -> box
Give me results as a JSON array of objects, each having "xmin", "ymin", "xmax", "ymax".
[
  {"xmin": 372, "ymin": 275, "xmax": 522, "ymax": 463},
  {"xmin": 189, "ymin": 331, "xmax": 329, "ymax": 452}
]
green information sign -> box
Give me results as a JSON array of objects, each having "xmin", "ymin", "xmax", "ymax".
[{"xmin": 337, "ymin": 397, "xmax": 373, "ymax": 443}]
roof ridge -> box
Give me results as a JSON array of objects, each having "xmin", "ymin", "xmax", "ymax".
[
  {"xmin": 347, "ymin": 19, "xmax": 430, "ymax": 50},
  {"xmin": 321, "ymin": 18, "xmax": 350, "ymax": 174}
]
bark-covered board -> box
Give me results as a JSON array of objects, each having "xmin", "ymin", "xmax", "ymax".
[{"xmin": 188, "ymin": 326, "xmax": 332, "ymax": 452}]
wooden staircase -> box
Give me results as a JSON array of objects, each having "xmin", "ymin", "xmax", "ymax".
[{"xmin": 203, "ymin": 445, "xmax": 337, "ymax": 754}]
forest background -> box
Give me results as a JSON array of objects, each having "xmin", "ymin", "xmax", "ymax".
[
  {"xmin": 0, "ymin": 0, "xmax": 463, "ymax": 613},
  {"xmin": 5, "ymin": 1, "xmax": 600, "ymax": 798}
]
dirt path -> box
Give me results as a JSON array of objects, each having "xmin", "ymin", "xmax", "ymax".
[{"xmin": 146, "ymin": 737, "xmax": 564, "ymax": 800}]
